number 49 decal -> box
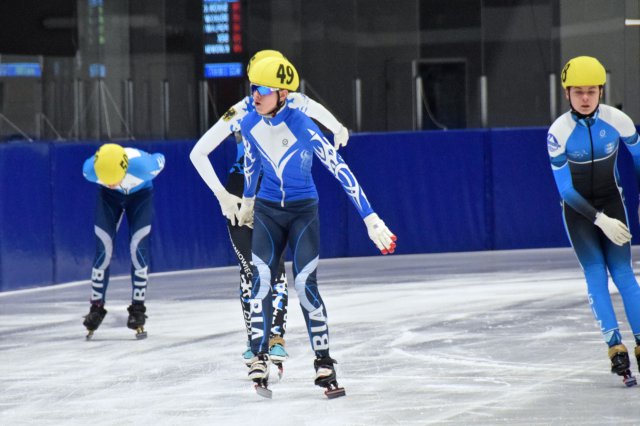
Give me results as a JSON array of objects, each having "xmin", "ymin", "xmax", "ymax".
[{"xmin": 276, "ymin": 64, "xmax": 295, "ymax": 84}]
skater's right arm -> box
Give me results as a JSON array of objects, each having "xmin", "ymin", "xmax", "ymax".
[
  {"xmin": 82, "ymin": 155, "xmax": 98, "ymax": 183},
  {"xmin": 237, "ymin": 120, "xmax": 261, "ymax": 228},
  {"xmin": 190, "ymin": 98, "xmax": 250, "ymax": 225},
  {"xmin": 547, "ymin": 117, "xmax": 598, "ymax": 222}
]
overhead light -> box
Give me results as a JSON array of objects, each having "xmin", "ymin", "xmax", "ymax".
[{"xmin": 625, "ymin": 19, "xmax": 640, "ymax": 26}]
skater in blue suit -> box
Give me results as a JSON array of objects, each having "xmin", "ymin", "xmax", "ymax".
[
  {"xmin": 190, "ymin": 49, "xmax": 350, "ymax": 370},
  {"xmin": 82, "ymin": 143, "xmax": 165, "ymax": 339},
  {"xmin": 237, "ymin": 56, "xmax": 396, "ymax": 398},
  {"xmin": 547, "ymin": 56, "xmax": 640, "ymax": 386}
]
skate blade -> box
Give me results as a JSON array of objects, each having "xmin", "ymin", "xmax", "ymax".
[
  {"xmin": 85, "ymin": 330, "xmax": 94, "ymax": 340},
  {"xmin": 623, "ymin": 374, "xmax": 637, "ymax": 387},
  {"xmin": 135, "ymin": 328, "xmax": 147, "ymax": 340},
  {"xmin": 325, "ymin": 386, "xmax": 346, "ymax": 399},
  {"xmin": 273, "ymin": 362, "xmax": 284, "ymax": 380},
  {"xmin": 269, "ymin": 355, "xmax": 287, "ymax": 362},
  {"xmin": 254, "ymin": 383, "xmax": 272, "ymax": 399}
]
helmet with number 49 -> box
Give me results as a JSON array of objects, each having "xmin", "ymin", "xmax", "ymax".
[
  {"xmin": 248, "ymin": 56, "xmax": 299, "ymax": 92},
  {"xmin": 246, "ymin": 49, "xmax": 284, "ymax": 74}
]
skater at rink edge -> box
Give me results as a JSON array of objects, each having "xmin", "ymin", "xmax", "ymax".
[
  {"xmin": 238, "ymin": 55, "xmax": 397, "ymax": 398},
  {"xmin": 547, "ymin": 55, "xmax": 640, "ymax": 386},
  {"xmin": 82, "ymin": 143, "xmax": 165, "ymax": 339},
  {"xmin": 190, "ymin": 49, "xmax": 350, "ymax": 372}
]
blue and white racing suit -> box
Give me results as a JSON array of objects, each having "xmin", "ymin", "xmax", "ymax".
[
  {"xmin": 241, "ymin": 105, "xmax": 373, "ymax": 357},
  {"xmin": 547, "ymin": 104, "xmax": 640, "ymax": 347},
  {"xmin": 190, "ymin": 93, "xmax": 347, "ymax": 346},
  {"xmin": 83, "ymin": 148, "xmax": 165, "ymax": 306}
]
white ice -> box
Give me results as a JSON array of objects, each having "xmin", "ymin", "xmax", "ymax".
[{"xmin": 2, "ymin": 248, "xmax": 640, "ymax": 425}]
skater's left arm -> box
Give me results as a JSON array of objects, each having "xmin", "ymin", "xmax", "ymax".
[
  {"xmin": 288, "ymin": 93, "xmax": 349, "ymax": 150},
  {"xmin": 614, "ymin": 109, "xmax": 640, "ymax": 222},
  {"xmin": 138, "ymin": 152, "xmax": 166, "ymax": 181},
  {"xmin": 309, "ymin": 125, "xmax": 397, "ymax": 254}
]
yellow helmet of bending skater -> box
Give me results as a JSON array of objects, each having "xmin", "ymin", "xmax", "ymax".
[
  {"xmin": 248, "ymin": 56, "xmax": 299, "ymax": 92},
  {"xmin": 246, "ymin": 49, "xmax": 284, "ymax": 74},
  {"xmin": 561, "ymin": 56, "xmax": 606, "ymax": 89},
  {"xmin": 94, "ymin": 143, "xmax": 128, "ymax": 185}
]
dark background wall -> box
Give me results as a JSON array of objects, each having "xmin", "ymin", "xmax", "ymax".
[{"xmin": 1, "ymin": 1, "xmax": 638, "ymax": 141}]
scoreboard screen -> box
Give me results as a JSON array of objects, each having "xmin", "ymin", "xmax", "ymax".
[{"xmin": 202, "ymin": 0, "xmax": 244, "ymax": 78}]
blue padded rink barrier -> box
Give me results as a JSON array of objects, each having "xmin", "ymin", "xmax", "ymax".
[{"xmin": 2, "ymin": 247, "xmax": 640, "ymax": 425}]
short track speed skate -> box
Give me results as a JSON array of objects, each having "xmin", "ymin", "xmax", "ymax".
[
  {"xmin": 127, "ymin": 304, "xmax": 148, "ymax": 339},
  {"xmin": 249, "ymin": 353, "xmax": 272, "ymax": 398},
  {"xmin": 83, "ymin": 304, "xmax": 107, "ymax": 340},
  {"xmin": 269, "ymin": 338, "xmax": 288, "ymax": 379},
  {"xmin": 314, "ymin": 356, "xmax": 346, "ymax": 399},
  {"xmin": 609, "ymin": 344, "xmax": 637, "ymax": 387}
]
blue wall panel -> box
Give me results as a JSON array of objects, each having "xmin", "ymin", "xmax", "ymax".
[
  {"xmin": 489, "ymin": 128, "xmax": 569, "ymax": 249},
  {"xmin": 2, "ymin": 126, "xmax": 639, "ymax": 291},
  {"xmin": 0, "ymin": 142, "xmax": 54, "ymax": 290},
  {"xmin": 344, "ymin": 131, "xmax": 488, "ymax": 256}
]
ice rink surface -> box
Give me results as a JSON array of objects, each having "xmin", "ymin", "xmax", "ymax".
[{"xmin": 2, "ymin": 247, "xmax": 640, "ymax": 425}]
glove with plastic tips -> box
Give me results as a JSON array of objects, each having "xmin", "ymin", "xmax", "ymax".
[
  {"xmin": 333, "ymin": 125, "xmax": 349, "ymax": 150},
  {"xmin": 363, "ymin": 213, "xmax": 397, "ymax": 255},
  {"xmin": 594, "ymin": 212, "xmax": 631, "ymax": 246},
  {"xmin": 237, "ymin": 196, "xmax": 256, "ymax": 229},
  {"xmin": 216, "ymin": 190, "xmax": 242, "ymax": 226}
]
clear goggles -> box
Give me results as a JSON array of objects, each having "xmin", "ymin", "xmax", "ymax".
[{"xmin": 251, "ymin": 84, "xmax": 280, "ymax": 95}]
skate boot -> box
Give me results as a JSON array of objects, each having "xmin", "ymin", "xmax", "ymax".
[
  {"xmin": 83, "ymin": 304, "xmax": 107, "ymax": 340},
  {"xmin": 635, "ymin": 346, "xmax": 640, "ymax": 374},
  {"xmin": 248, "ymin": 352, "xmax": 271, "ymax": 398},
  {"xmin": 314, "ymin": 355, "xmax": 346, "ymax": 399},
  {"xmin": 127, "ymin": 304, "xmax": 148, "ymax": 340},
  {"xmin": 608, "ymin": 344, "xmax": 637, "ymax": 387},
  {"xmin": 269, "ymin": 336, "xmax": 288, "ymax": 377},
  {"xmin": 242, "ymin": 343, "xmax": 254, "ymax": 367}
]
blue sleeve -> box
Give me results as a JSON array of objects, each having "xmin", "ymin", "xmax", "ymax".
[
  {"xmin": 622, "ymin": 132, "xmax": 640, "ymax": 186},
  {"xmin": 130, "ymin": 152, "xmax": 165, "ymax": 181},
  {"xmin": 550, "ymin": 151, "xmax": 597, "ymax": 222},
  {"xmin": 308, "ymin": 126, "xmax": 374, "ymax": 219},
  {"xmin": 242, "ymin": 135, "xmax": 261, "ymax": 198},
  {"xmin": 148, "ymin": 153, "xmax": 166, "ymax": 178},
  {"xmin": 82, "ymin": 156, "xmax": 98, "ymax": 183}
]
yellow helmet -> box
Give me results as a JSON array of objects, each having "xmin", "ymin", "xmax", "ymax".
[
  {"xmin": 94, "ymin": 143, "xmax": 128, "ymax": 185},
  {"xmin": 248, "ymin": 56, "xmax": 299, "ymax": 91},
  {"xmin": 247, "ymin": 49, "xmax": 284, "ymax": 74},
  {"xmin": 561, "ymin": 56, "xmax": 606, "ymax": 89}
]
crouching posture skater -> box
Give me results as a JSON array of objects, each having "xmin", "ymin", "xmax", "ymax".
[
  {"xmin": 82, "ymin": 143, "xmax": 165, "ymax": 339},
  {"xmin": 547, "ymin": 56, "xmax": 640, "ymax": 386},
  {"xmin": 237, "ymin": 56, "xmax": 397, "ymax": 398}
]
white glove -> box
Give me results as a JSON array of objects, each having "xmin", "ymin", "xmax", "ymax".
[
  {"xmin": 594, "ymin": 212, "xmax": 631, "ymax": 246},
  {"xmin": 216, "ymin": 190, "xmax": 242, "ymax": 226},
  {"xmin": 363, "ymin": 213, "xmax": 397, "ymax": 255},
  {"xmin": 333, "ymin": 125, "xmax": 349, "ymax": 150},
  {"xmin": 237, "ymin": 196, "xmax": 255, "ymax": 229}
]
